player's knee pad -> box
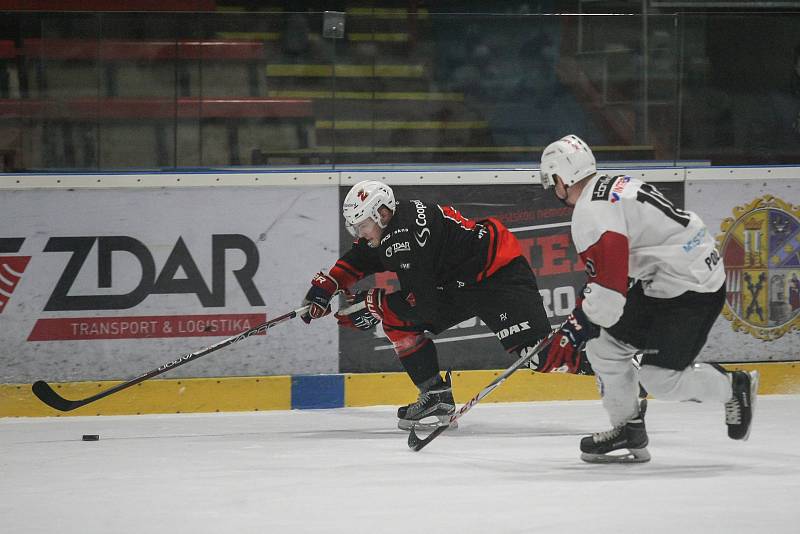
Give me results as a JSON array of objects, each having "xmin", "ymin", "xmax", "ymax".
[{"xmin": 389, "ymin": 331, "xmax": 440, "ymax": 387}]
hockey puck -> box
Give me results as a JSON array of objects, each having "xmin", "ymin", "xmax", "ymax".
[{"xmin": 82, "ymin": 434, "xmax": 99, "ymax": 441}]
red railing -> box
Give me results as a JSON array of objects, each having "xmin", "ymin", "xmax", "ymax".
[{"xmin": 21, "ymin": 38, "xmax": 266, "ymax": 61}]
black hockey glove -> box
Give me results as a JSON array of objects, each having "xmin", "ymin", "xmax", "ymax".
[
  {"xmin": 335, "ymin": 289, "xmax": 385, "ymax": 331},
  {"xmin": 533, "ymin": 306, "xmax": 599, "ymax": 373},
  {"xmin": 541, "ymin": 349, "xmax": 594, "ymax": 375},
  {"xmin": 301, "ymin": 272, "xmax": 338, "ymax": 324},
  {"xmin": 527, "ymin": 346, "xmax": 594, "ymax": 375}
]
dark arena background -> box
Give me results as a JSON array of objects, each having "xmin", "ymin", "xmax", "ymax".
[{"xmin": 1, "ymin": 2, "xmax": 799, "ymax": 533}]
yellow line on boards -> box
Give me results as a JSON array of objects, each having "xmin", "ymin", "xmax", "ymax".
[
  {"xmin": 2, "ymin": 362, "xmax": 796, "ymax": 417},
  {"xmin": 348, "ymin": 33, "xmax": 409, "ymax": 42},
  {"xmin": 0, "ymin": 376, "xmax": 292, "ymax": 417}
]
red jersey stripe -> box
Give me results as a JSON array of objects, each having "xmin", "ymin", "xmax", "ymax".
[
  {"xmin": 330, "ymin": 259, "xmax": 363, "ymax": 290},
  {"xmin": 579, "ymin": 230, "xmax": 629, "ymax": 296}
]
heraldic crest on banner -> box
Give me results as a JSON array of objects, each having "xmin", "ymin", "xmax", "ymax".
[{"xmin": 717, "ymin": 195, "xmax": 800, "ymax": 341}]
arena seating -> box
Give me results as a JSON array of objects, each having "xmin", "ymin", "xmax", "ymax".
[
  {"xmin": 0, "ymin": 96, "xmax": 312, "ymax": 169},
  {"xmin": 0, "ymin": 5, "xmax": 506, "ymax": 168},
  {"xmin": 0, "ymin": 4, "xmax": 654, "ymax": 170},
  {"xmin": 0, "ymin": 35, "xmax": 316, "ymax": 169},
  {"xmin": 22, "ymin": 38, "xmax": 269, "ymax": 98}
]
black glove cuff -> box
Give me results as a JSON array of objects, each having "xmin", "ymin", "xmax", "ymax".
[{"xmin": 573, "ymin": 307, "xmax": 600, "ymax": 340}]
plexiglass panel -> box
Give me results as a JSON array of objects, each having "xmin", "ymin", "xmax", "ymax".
[{"xmin": 1, "ymin": 8, "xmax": 798, "ymax": 171}]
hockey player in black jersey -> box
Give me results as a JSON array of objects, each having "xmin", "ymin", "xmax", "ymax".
[{"xmin": 301, "ymin": 180, "xmax": 592, "ymax": 430}]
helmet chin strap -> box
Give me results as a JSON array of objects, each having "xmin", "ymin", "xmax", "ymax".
[{"xmin": 365, "ymin": 210, "xmax": 390, "ymax": 248}]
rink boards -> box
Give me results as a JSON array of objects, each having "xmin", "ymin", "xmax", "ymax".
[
  {"xmin": 1, "ymin": 165, "xmax": 799, "ymax": 417},
  {"xmin": 2, "ymin": 362, "xmax": 798, "ymax": 417}
]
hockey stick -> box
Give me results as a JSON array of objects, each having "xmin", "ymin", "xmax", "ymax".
[
  {"xmin": 408, "ymin": 321, "xmax": 563, "ymax": 451},
  {"xmin": 32, "ymin": 305, "xmax": 312, "ymax": 412}
]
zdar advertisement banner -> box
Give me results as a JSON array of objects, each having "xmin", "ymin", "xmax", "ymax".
[{"xmin": 0, "ymin": 187, "xmax": 339, "ymax": 382}]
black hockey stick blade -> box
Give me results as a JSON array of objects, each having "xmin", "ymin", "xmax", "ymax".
[
  {"xmin": 408, "ymin": 424, "xmax": 449, "ymax": 451},
  {"xmin": 32, "ymin": 380, "xmax": 86, "ymax": 412}
]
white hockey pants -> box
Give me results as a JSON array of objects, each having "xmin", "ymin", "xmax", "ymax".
[{"xmin": 586, "ymin": 330, "xmax": 733, "ymax": 427}]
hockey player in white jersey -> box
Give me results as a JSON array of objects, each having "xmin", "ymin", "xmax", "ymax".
[{"xmin": 538, "ymin": 134, "xmax": 759, "ymax": 463}]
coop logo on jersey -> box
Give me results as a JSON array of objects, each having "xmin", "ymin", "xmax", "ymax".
[
  {"xmin": 0, "ymin": 238, "xmax": 31, "ymax": 315},
  {"xmin": 412, "ymin": 200, "xmax": 430, "ymax": 247},
  {"xmin": 717, "ymin": 195, "xmax": 800, "ymax": 340}
]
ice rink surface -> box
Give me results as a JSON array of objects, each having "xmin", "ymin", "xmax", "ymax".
[{"xmin": 2, "ymin": 396, "xmax": 799, "ymax": 534}]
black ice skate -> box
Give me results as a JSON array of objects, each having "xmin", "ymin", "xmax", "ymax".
[
  {"xmin": 725, "ymin": 370, "xmax": 759, "ymax": 441},
  {"xmin": 580, "ymin": 408, "xmax": 650, "ymax": 464},
  {"xmin": 397, "ymin": 371, "xmax": 456, "ymax": 431}
]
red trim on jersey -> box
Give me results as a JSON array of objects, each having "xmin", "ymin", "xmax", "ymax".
[
  {"xmin": 478, "ymin": 218, "xmax": 523, "ymax": 281},
  {"xmin": 439, "ymin": 205, "xmax": 477, "ymax": 229},
  {"xmin": 383, "ymin": 325, "xmax": 431, "ymax": 358},
  {"xmin": 330, "ymin": 259, "xmax": 363, "ymax": 290},
  {"xmin": 579, "ymin": 231, "xmax": 629, "ymax": 296}
]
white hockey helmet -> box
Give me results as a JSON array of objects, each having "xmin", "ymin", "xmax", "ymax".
[
  {"xmin": 342, "ymin": 180, "xmax": 396, "ymax": 236},
  {"xmin": 539, "ymin": 134, "xmax": 596, "ymax": 189}
]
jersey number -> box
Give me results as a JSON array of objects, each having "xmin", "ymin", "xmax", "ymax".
[{"xmin": 636, "ymin": 184, "xmax": 691, "ymax": 227}]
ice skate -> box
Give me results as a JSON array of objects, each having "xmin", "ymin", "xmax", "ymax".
[
  {"xmin": 398, "ymin": 371, "xmax": 457, "ymax": 431},
  {"xmin": 580, "ymin": 408, "xmax": 650, "ymax": 464},
  {"xmin": 725, "ymin": 370, "xmax": 759, "ymax": 440}
]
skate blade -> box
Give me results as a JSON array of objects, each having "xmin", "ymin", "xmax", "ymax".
[
  {"xmin": 581, "ymin": 447, "xmax": 651, "ymax": 464},
  {"xmin": 398, "ymin": 414, "xmax": 457, "ymax": 432},
  {"xmin": 741, "ymin": 370, "xmax": 759, "ymax": 442}
]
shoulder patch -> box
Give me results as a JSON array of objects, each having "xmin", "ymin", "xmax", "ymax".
[{"xmin": 591, "ymin": 176, "xmax": 616, "ymax": 201}]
